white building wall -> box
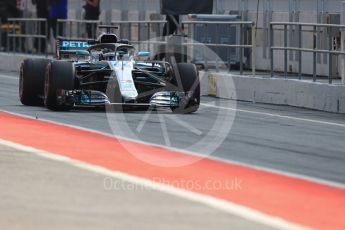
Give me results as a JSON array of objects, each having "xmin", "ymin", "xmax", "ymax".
[{"xmin": 26, "ymin": 0, "xmax": 345, "ymax": 76}]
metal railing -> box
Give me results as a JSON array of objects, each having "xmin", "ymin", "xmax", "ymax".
[
  {"xmin": 111, "ymin": 20, "xmax": 256, "ymax": 75},
  {"xmin": 184, "ymin": 21, "xmax": 255, "ymax": 75},
  {"xmin": 270, "ymin": 22, "xmax": 345, "ymax": 84},
  {"xmin": 1, "ymin": 18, "xmax": 48, "ymax": 54},
  {"xmin": 0, "ymin": 18, "xmax": 101, "ymax": 53},
  {"xmin": 0, "ymin": 18, "xmax": 256, "ymax": 76},
  {"xmin": 111, "ymin": 20, "xmax": 166, "ymax": 41},
  {"xmin": 57, "ymin": 19, "xmax": 101, "ymax": 40}
]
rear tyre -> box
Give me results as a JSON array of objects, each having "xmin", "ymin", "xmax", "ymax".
[
  {"xmin": 19, "ymin": 58, "xmax": 50, "ymax": 105},
  {"xmin": 171, "ymin": 63, "xmax": 200, "ymax": 114},
  {"xmin": 44, "ymin": 61, "xmax": 75, "ymax": 111}
]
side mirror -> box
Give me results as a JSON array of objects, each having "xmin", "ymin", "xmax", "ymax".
[
  {"xmin": 137, "ymin": 51, "xmax": 150, "ymax": 58},
  {"xmin": 76, "ymin": 50, "xmax": 90, "ymax": 60},
  {"xmin": 76, "ymin": 50, "xmax": 90, "ymax": 56}
]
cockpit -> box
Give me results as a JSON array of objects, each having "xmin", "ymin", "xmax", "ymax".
[
  {"xmin": 116, "ymin": 46, "xmax": 135, "ymax": 61},
  {"xmin": 102, "ymin": 52, "xmax": 116, "ymax": 61}
]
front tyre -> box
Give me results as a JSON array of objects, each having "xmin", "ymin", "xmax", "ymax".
[
  {"xmin": 44, "ymin": 61, "xmax": 75, "ymax": 111},
  {"xmin": 171, "ymin": 63, "xmax": 200, "ymax": 114}
]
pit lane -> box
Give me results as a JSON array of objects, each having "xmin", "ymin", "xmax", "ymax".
[{"xmin": 1, "ymin": 71, "xmax": 345, "ymax": 186}]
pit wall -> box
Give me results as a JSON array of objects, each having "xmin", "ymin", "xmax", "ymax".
[{"xmin": 200, "ymin": 71, "xmax": 345, "ymax": 114}]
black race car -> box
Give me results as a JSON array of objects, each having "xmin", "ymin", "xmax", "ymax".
[{"xmin": 19, "ymin": 30, "xmax": 200, "ymax": 113}]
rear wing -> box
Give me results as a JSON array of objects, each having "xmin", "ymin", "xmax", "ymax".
[{"xmin": 56, "ymin": 39, "xmax": 91, "ymax": 60}]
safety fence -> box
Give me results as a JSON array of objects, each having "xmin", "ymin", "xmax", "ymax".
[
  {"xmin": 0, "ymin": 18, "xmax": 47, "ymax": 54},
  {"xmin": 0, "ymin": 18, "xmax": 256, "ymax": 76},
  {"xmin": 0, "ymin": 18, "xmax": 101, "ymax": 54},
  {"xmin": 270, "ymin": 22, "xmax": 345, "ymax": 84},
  {"xmin": 57, "ymin": 19, "xmax": 101, "ymax": 40},
  {"xmin": 111, "ymin": 20, "xmax": 256, "ymax": 75}
]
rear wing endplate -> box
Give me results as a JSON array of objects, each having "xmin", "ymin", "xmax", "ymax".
[{"xmin": 56, "ymin": 39, "xmax": 91, "ymax": 60}]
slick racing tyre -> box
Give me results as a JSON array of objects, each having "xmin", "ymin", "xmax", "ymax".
[
  {"xmin": 19, "ymin": 58, "xmax": 50, "ymax": 105},
  {"xmin": 171, "ymin": 63, "xmax": 200, "ymax": 114},
  {"xmin": 44, "ymin": 61, "xmax": 75, "ymax": 111}
]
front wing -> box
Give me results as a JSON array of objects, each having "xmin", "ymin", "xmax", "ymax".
[{"xmin": 58, "ymin": 89, "xmax": 194, "ymax": 109}]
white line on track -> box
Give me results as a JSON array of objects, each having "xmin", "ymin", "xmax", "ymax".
[
  {"xmin": 0, "ymin": 138, "xmax": 310, "ymax": 230},
  {"xmin": 201, "ymin": 103, "xmax": 345, "ymax": 128},
  {"xmin": 0, "ymin": 74, "xmax": 18, "ymax": 80}
]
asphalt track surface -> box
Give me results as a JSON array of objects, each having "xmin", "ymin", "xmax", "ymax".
[
  {"xmin": 1, "ymin": 71, "xmax": 345, "ymax": 186},
  {"xmin": 0, "ymin": 144, "xmax": 277, "ymax": 230}
]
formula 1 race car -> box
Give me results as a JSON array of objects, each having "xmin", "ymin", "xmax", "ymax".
[{"xmin": 19, "ymin": 28, "xmax": 200, "ymax": 113}]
